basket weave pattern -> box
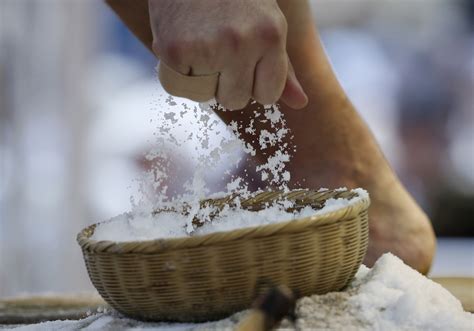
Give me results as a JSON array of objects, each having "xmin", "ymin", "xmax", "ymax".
[{"xmin": 77, "ymin": 189, "xmax": 369, "ymax": 322}]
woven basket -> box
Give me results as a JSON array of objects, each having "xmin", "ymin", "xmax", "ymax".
[{"xmin": 77, "ymin": 189, "xmax": 369, "ymax": 322}]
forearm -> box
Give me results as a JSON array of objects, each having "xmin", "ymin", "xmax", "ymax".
[{"xmin": 105, "ymin": 0, "xmax": 153, "ymax": 50}]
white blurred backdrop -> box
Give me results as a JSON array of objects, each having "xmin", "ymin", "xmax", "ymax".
[{"xmin": 1, "ymin": 0, "xmax": 473, "ymax": 297}]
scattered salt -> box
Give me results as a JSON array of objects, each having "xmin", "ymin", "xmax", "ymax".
[
  {"xmin": 90, "ymin": 188, "xmax": 367, "ymax": 242},
  {"xmin": 11, "ymin": 254, "xmax": 472, "ymax": 330},
  {"xmin": 90, "ymin": 96, "xmax": 311, "ymax": 241},
  {"xmin": 349, "ymin": 253, "xmax": 473, "ymax": 330},
  {"xmin": 91, "ymin": 212, "xmax": 188, "ymax": 242}
]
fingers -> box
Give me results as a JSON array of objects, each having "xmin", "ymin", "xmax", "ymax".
[
  {"xmin": 216, "ymin": 61, "xmax": 255, "ymax": 110},
  {"xmin": 158, "ymin": 61, "xmax": 219, "ymax": 102},
  {"xmin": 148, "ymin": 0, "xmax": 302, "ymax": 109},
  {"xmin": 215, "ymin": 54, "xmax": 308, "ymax": 110},
  {"xmin": 157, "ymin": 45, "xmax": 307, "ymax": 110},
  {"xmin": 253, "ymin": 50, "xmax": 288, "ymax": 106},
  {"xmin": 280, "ymin": 58, "xmax": 308, "ymax": 109},
  {"xmin": 151, "ymin": 9, "xmax": 303, "ymax": 109},
  {"xmin": 153, "ymin": 40, "xmax": 192, "ymax": 76}
]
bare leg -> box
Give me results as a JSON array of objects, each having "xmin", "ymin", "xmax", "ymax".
[{"xmin": 216, "ymin": 0, "xmax": 436, "ymax": 273}]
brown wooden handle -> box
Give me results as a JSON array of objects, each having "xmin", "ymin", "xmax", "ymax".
[
  {"xmin": 235, "ymin": 311, "xmax": 267, "ymax": 331},
  {"xmin": 158, "ymin": 61, "xmax": 219, "ymax": 102}
]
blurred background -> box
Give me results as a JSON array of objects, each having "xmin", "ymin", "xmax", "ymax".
[{"xmin": 0, "ymin": 0, "xmax": 473, "ymax": 297}]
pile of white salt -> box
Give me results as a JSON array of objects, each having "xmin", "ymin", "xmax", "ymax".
[
  {"xmin": 90, "ymin": 188, "xmax": 368, "ymax": 242},
  {"xmin": 11, "ymin": 253, "xmax": 472, "ymax": 330}
]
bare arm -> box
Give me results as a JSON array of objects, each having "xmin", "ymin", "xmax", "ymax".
[{"xmin": 106, "ymin": 0, "xmax": 308, "ymax": 110}]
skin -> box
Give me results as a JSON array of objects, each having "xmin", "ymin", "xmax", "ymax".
[
  {"xmin": 114, "ymin": 0, "xmax": 437, "ymax": 273},
  {"xmin": 148, "ymin": 0, "xmax": 308, "ymax": 110}
]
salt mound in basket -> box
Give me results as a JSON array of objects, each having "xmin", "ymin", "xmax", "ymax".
[{"xmin": 77, "ymin": 188, "xmax": 370, "ymax": 322}]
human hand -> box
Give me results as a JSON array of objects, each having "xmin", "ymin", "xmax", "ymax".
[{"xmin": 149, "ymin": 0, "xmax": 308, "ymax": 110}]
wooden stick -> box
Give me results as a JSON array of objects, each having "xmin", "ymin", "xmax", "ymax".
[{"xmin": 236, "ymin": 285, "xmax": 296, "ymax": 331}]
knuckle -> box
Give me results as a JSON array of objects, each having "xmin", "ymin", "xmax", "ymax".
[
  {"xmin": 161, "ymin": 39, "xmax": 190, "ymax": 66},
  {"xmin": 221, "ymin": 26, "xmax": 245, "ymax": 51},
  {"xmin": 259, "ymin": 16, "xmax": 286, "ymax": 46},
  {"xmin": 196, "ymin": 38, "xmax": 218, "ymax": 63}
]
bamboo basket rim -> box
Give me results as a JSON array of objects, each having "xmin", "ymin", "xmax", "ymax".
[{"xmin": 77, "ymin": 189, "xmax": 370, "ymax": 254}]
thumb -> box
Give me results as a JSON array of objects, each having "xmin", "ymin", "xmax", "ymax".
[{"xmin": 280, "ymin": 58, "xmax": 308, "ymax": 109}]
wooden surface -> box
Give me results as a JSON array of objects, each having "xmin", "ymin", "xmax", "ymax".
[
  {"xmin": 0, "ymin": 293, "xmax": 106, "ymax": 325},
  {"xmin": 0, "ymin": 278, "xmax": 472, "ymax": 326},
  {"xmin": 432, "ymin": 277, "xmax": 474, "ymax": 313}
]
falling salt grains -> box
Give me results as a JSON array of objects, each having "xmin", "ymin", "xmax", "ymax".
[
  {"xmin": 225, "ymin": 103, "xmax": 295, "ymax": 189},
  {"xmin": 256, "ymin": 149, "xmax": 291, "ymax": 185},
  {"xmin": 107, "ymin": 90, "xmax": 300, "ymax": 240},
  {"xmin": 256, "ymin": 104, "xmax": 294, "ymax": 189},
  {"xmin": 130, "ymin": 92, "xmax": 259, "ymax": 233}
]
